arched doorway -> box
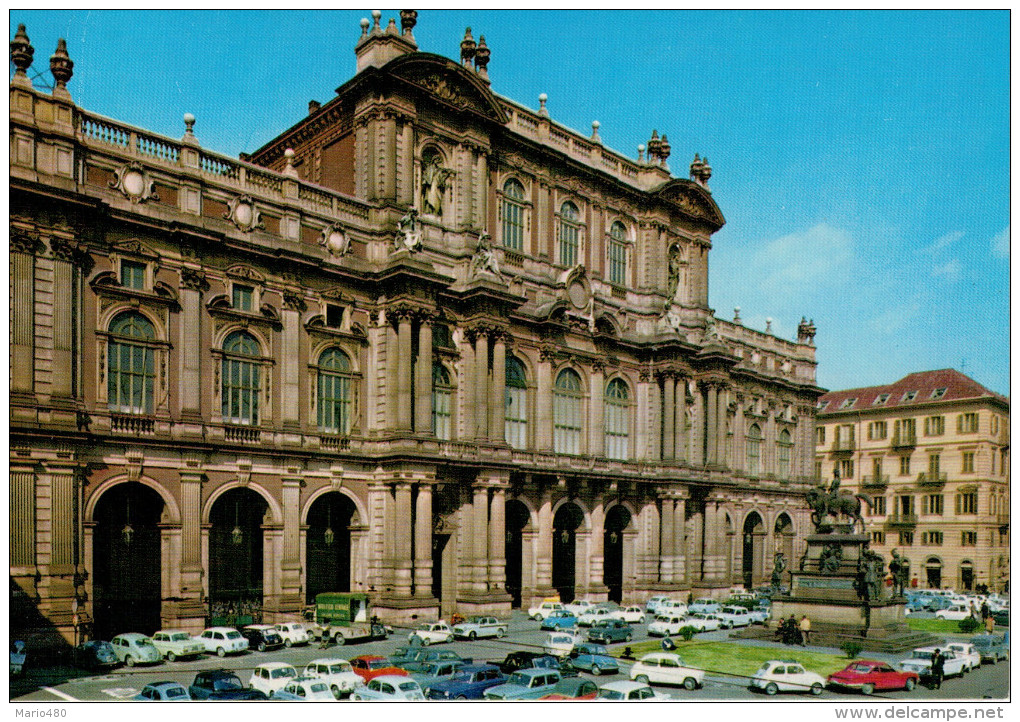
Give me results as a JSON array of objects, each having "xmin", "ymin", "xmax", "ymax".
[
  {"xmin": 93, "ymin": 483, "xmax": 165, "ymax": 639},
  {"xmin": 959, "ymin": 560, "xmax": 974, "ymax": 591},
  {"xmin": 209, "ymin": 488, "xmax": 268, "ymax": 625},
  {"xmin": 553, "ymin": 503, "xmax": 584, "ymax": 603},
  {"xmin": 504, "ymin": 500, "xmax": 530, "ymax": 608},
  {"xmin": 925, "ymin": 556, "xmax": 943, "ymax": 589},
  {"xmin": 306, "ymin": 492, "xmax": 357, "ymax": 604},
  {"xmin": 742, "ymin": 512, "xmax": 765, "ymax": 589},
  {"xmin": 604, "ymin": 506, "xmax": 631, "ymax": 603}
]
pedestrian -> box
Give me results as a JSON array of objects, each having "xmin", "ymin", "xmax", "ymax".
[
  {"xmin": 981, "ymin": 602, "xmax": 990, "ymax": 620},
  {"xmin": 799, "ymin": 615, "xmax": 811, "ymax": 646},
  {"xmin": 985, "ymin": 614, "xmax": 995, "ymax": 634},
  {"xmin": 930, "ymin": 648, "xmax": 945, "ymax": 690}
]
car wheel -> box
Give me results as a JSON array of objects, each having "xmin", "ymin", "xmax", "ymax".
[
  {"xmin": 811, "ymin": 683, "xmax": 823, "ymax": 696},
  {"xmin": 284, "ymin": 639, "xmax": 293, "ymax": 648},
  {"xmin": 591, "ymin": 665, "xmax": 601, "ymax": 676},
  {"xmin": 639, "ymin": 617, "xmax": 645, "ymax": 624},
  {"xmin": 531, "ymin": 614, "xmax": 541, "ymax": 621},
  {"xmin": 635, "ymin": 675, "xmax": 649, "ymax": 684},
  {"xmin": 216, "ymin": 647, "xmax": 226, "ymax": 658},
  {"xmin": 166, "ymin": 652, "xmax": 177, "ymax": 662},
  {"xmin": 334, "ymin": 631, "xmax": 346, "ymax": 645},
  {"xmin": 421, "ymin": 637, "xmax": 431, "ymax": 646},
  {"xmin": 469, "ymin": 631, "xmax": 477, "ymax": 640},
  {"xmin": 497, "ymin": 628, "xmax": 506, "ymax": 638},
  {"xmin": 257, "ymin": 642, "xmax": 266, "ymax": 652},
  {"xmin": 457, "ymin": 695, "xmax": 468, "ymax": 700},
  {"xmin": 624, "ymin": 634, "xmax": 632, "ymax": 642},
  {"xmin": 331, "ymin": 685, "xmax": 342, "ymax": 700},
  {"xmin": 904, "ymin": 678, "xmax": 916, "ymax": 691},
  {"xmin": 765, "ymin": 682, "xmax": 778, "ymax": 696},
  {"xmin": 124, "ymin": 655, "xmax": 135, "ymax": 667},
  {"xmin": 861, "ymin": 683, "xmax": 875, "ymax": 696},
  {"xmin": 684, "ymin": 677, "xmax": 699, "ymax": 691}
]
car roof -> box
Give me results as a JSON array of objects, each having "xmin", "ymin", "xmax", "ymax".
[
  {"xmin": 600, "ymin": 680, "xmax": 645, "ymax": 691},
  {"xmin": 203, "ymin": 626, "xmax": 238, "ymax": 633},
  {"xmin": 244, "ymin": 624, "xmax": 275, "ymax": 630},
  {"xmin": 353, "ymin": 654, "xmax": 386, "ymax": 661},
  {"xmin": 256, "ymin": 662, "xmax": 296, "ymax": 670},
  {"xmin": 148, "ymin": 681, "xmax": 186, "ymax": 689},
  {"xmin": 154, "ymin": 629, "xmax": 190, "ymax": 635},
  {"xmin": 308, "ymin": 657, "xmax": 351, "ymax": 665},
  {"xmin": 113, "ymin": 632, "xmax": 149, "ymax": 639},
  {"xmin": 374, "ymin": 675, "xmax": 416, "ymax": 684},
  {"xmin": 461, "ymin": 663, "xmax": 500, "ymax": 672}
]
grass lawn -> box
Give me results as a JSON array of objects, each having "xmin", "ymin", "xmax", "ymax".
[
  {"xmin": 613, "ymin": 640, "xmax": 851, "ymax": 680},
  {"xmin": 905, "ymin": 618, "xmax": 976, "ymax": 634}
]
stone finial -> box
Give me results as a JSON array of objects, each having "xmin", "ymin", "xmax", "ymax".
[
  {"xmin": 591, "ymin": 120, "xmax": 601, "ymax": 144},
  {"xmin": 182, "ymin": 112, "xmax": 198, "ymax": 145},
  {"xmin": 538, "ymin": 92, "xmax": 548, "ymax": 117},
  {"xmin": 658, "ymin": 133, "xmax": 671, "ymax": 163},
  {"xmin": 460, "ymin": 27, "xmax": 476, "ymax": 66},
  {"xmin": 690, "ymin": 153, "xmax": 711, "ymax": 187},
  {"xmin": 283, "ymin": 148, "xmax": 299, "ymax": 178},
  {"xmin": 647, "ymin": 130, "xmax": 662, "ymax": 161},
  {"xmin": 798, "ymin": 317, "xmax": 817, "ymax": 345},
  {"xmin": 400, "ymin": 10, "xmax": 418, "ymax": 38},
  {"xmin": 734, "ymin": 306, "xmax": 741, "ymax": 323},
  {"xmin": 371, "ymin": 9, "xmax": 382, "ymax": 32},
  {"xmin": 701, "ymin": 156, "xmax": 712, "ymax": 184},
  {"xmin": 49, "ymin": 38, "xmax": 74, "ymax": 93},
  {"xmin": 10, "ymin": 24, "xmax": 34, "ymax": 77},
  {"xmin": 474, "ymin": 35, "xmax": 490, "ymax": 78},
  {"xmin": 637, "ymin": 144, "xmax": 645, "ymax": 163},
  {"xmin": 308, "ymin": 99, "xmax": 321, "ymax": 114},
  {"xmin": 360, "ymin": 17, "xmax": 370, "ymax": 37},
  {"xmin": 765, "ymin": 317, "xmax": 773, "ymax": 334},
  {"xmin": 385, "ymin": 17, "xmax": 398, "ymax": 34}
]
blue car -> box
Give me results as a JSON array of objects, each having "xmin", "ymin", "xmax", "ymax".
[
  {"xmin": 540, "ymin": 610, "xmax": 579, "ymax": 630},
  {"xmin": 565, "ymin": 643, "xmax": 619, "ymax": 676},
  {"xmin": 425, "ymin": 663, "xmax": 507, "ymax": 700}
]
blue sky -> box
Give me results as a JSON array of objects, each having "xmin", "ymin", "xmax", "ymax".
[{"xmin": 11, "ymin": 10, "xmax": 1010, "ymax": 396}]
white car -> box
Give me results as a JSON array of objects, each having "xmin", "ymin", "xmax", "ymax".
[
  {"xmin": 197, "ymin": 627, "xmax": 249, "ymax": 657},
  {"xmin": 408, "ymin": 621, "xmax": 454, "ymax": 646},
  {"xmin": 689, "ymin": 598, "xmax": 722, "ymax": 614},
  {"xmin": 657, "ymin": 600, "xmax": 689, "ymax": 617},
  {"xmin": 544, "ymin": 631, "xmax": 583, "ymax": 657},
  {"xmin": 250, "ymin": 662, "xmax": 299, "ymax": 696},
  {"xmin": 630, "ymin": 652, "xmax": 705, "ymax": 690},
  {"xmin": 898, "ymin": 646, "xmax": 970, "ymax": 679},
  {"xmin": 451, "ymin": 616, "xmax": 508, "ymax": 640},
  {"xmin": 565, "ymin": 599, "xmax": 596, "ymax": 616},
  {"xmin": 935, "ymin": 605, "xmax": 972, "ymax": 621},
  {"xmin": 577, "ymin": 607, "xmax": 615, "ymax": 627},
  {"xmin": 647, "ymin": 615, "xmax": 689, "ymax": 637},
  {"xmin": 529, "ymin": 601, "xmax": 565, "ymax": 621},
  {"xmin": 749, "ymin": 660, "xmax": 826, "ymax": 695},
  {"xmin": 611, "ymin": 606, "xmax": 646, "ymax": 624},
  {"xmin": 302, "ymin": 658, "xmax": 363, "ymax": 698},
  {"xmin": 276, "ymin": 677, "xmax": 336, "ymax": 701},
  {"xmin": 716, "ymin": 606, "xmax": 753, "ymax": 628},
  {"xmin": 352, "ymin": 675, "xmax": 426, "ymax": 701},
  {"xmin": 646, "ymin": 596, "xmax": 671, "ymax": 614},
  {"xmin": 149, "ymin": 630, "xmax": 205, "ymax": 662},
  {"xmin": 273, "ymin": 622, "xmax": 311, "ymax": 647},
  {"xmin": 110, "ymin": 633, "xmax": 163, "ymax": 666},
  {"xmin": 595, "ymin": 680, "xmax": 672, "ymax": 701},
  {"xmin": 945, "ymin": 643, "xmax": 982, "ymax": 670},
  {"xmin": 686, "ymin": 613, "xmax": 722, "ymax": 632}
]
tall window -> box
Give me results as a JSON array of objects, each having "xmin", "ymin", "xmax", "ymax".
[
  {"xmin": 839, "ymin": 459, "xmax": 854, "ymax": 479},
  {"xmin": 232, "ymin": 284, "xmax": 254, "ymax": 311},
  {"xmin": 553, "ymin": 369, "xmax": 584, "ymax": 455},
  {"xmin": 958, "ymin": 413, "xmax": 978, "ymax": 433},
  {"xmin": 956, "ymin": 491, "xmax": 978, "ymax": 515},
  {"xmin": 501, "ymin": 179, "xmax": 525, "ymax": 251},
  {"xmin": 558, "ymin": 201, "xmax": 581, "ymax": 267},
  {"xmin": 107, "ymin": 312, "xmax": 156, "ymax": 414},
  {"xmin": 317, "ymin": 348, "xmax": 354, "ymax": 434},
  {"xmin": 924, "ymin": 416, "xmax": 944, "ymax": 436},
  {"xmin": 899, "ymin": 456, "xmax": 911, "ymax": 476},
  {"xmin": 432, "ymin": 363, "xmax": 453, "ymax": 440},
  {"xmin": 928, "ymin": 454, "xmax": 940, "ymax": 475},
  {"xmin": 922, "ymin": 494, "xmax": 944, "ymax": 516},
  {"xmin": 608, "ymin": 221, "xmax": 627, "ymax": 285},
  {"xmin": 120, "ymin": 260, "xmax": 146, "ymax": 290},
  {"xmin": 815, "ymin": 427, "xmax": 826, "ymax": 445},
  {"xmin": 221, "ymin": 331, "xmax": 261, "ymax": 425},
  {"xmin": 872, "ymin": 496, "xmax": 887, "ymax": 515},
  {"xmin": 604, "ymin": 378, "xmax": 630, "ymax": 460},
  {"xmin": 746, "ymin": 423, "xmax": 762, "ymax": 475},
  {"xmin": 505, "ymin": 356, "xmax": 528, "ymax": 449},
  {"xmin": 961, "ymin": 451, "xmax": 975, "ymax": 473},
  {"xmin": 868, "ymin": 421, "xmax": 887, "ymax": 440},
  {"xmin": 777, "ymin": 429, "xmax": 792, "ymax": 479}
]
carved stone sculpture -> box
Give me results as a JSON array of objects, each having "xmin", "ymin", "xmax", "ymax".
[
  {"xmin": 470, "ymin": 232, "xmax": 504, "ymax": 282},
  {"xmin": 394, "ymin": 208, "xmax": 422, "ymax": 252},
  {"xmin": 421, "ymin": 154, "xmax": 452, "ymax": 216}
]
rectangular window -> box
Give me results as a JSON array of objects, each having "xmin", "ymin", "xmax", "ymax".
[
  {"xmin": 956, "ymin": 491, "xmax": 978, "ymax": 515},
  {"xmin": 814, "ymin": 461, "xmax": 823, "ymax": 481},
  {"xmin": 838, "ymin": 459, "xmax": 854, "ymax": 480},
  {"xmin": 505, "ymin": 386, "xmax": 528, "ymax": 450},
  {"xmin": 961, "ymin": 531, "xmax": 977, "ymax": 546},
  {"xmin": 871, "ymin": 531, "xmax": 886, "ymax": 545},
  {"xmin": 868, "ymin": 421, "xmax": 887, "ymax": 440},
  {"xmin": 325, "ymin": 304, "xmax": 343, "ymax": 328},
  {"xmin": 501, "ymin": 199, "xmax": 524, "ymax": 251},
  {"xmin": 922, "ymin": 531, "xmax": 943, "ymax": 546},
  {"xmin": 922, "ymin": 494, "xmax": 943, "ymax": 516},
  {"xmin": 962, "ymin": 451, "xmax": 975, "ymax": 473},
  {"xmin": 958, "ymin": 412, "xmax": 979, "ymax": 433},
  {"xmin": 608, "ymin": 237, "xmax": 627, "ymax": 285},
  {"xmin": 432, "ymin": 385, "xmax": 452, "ymax": 441},
  {"xmin": 871, "ymin": 458, "xmax": 883, "ymax": 479},
  {"xmin": 928, "ymin": 454, "xmax": 940, "ymax": 475},
  {"xmin": 120, "ymin": 260, "xmax": 146, "ymax": 289},
  {"xmin": 836, "ymin": 424, "xmax": 855, "ymax": 449},
  {"xmin": 894, "ymin": 418, "xmax": 916, "ymax": 444},
  {"xmin": 898, "ymin": 531, "xmax": 914, "ymax": 546},
  {"xmin": 897, "ymin": 495, "xmax": 914, "ymax": 516},
  {"xmin": 815, "ymin": 427, "xmax": 826, "ymax": 445},
  {"xmin": 899, "ymin": 456, "xmax": 911, "ymax": 476},
  {"xmin": 924, "ymin": 416, "xmax": 944, "ymax": 436},
  {"xmin": 1001, "ymin": 449, "xmax": 1008, "ymax": 475},
  {"xmin": 232, "ymin": 284, "xmax": 254, "ymax": 311},
  {"xmin": 871, "ymin": 496, "xmax": 886, "ymax": 515}
]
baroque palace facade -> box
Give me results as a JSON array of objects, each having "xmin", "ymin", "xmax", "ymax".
[
  {"xmin": 10, "ymin": 13, "xmax": 823, "ymax": 646},
  {"xmin": 815, "ymin": 370, "xmax": 1009, "ymax": 594}
]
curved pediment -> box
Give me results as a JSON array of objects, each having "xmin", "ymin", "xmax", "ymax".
[
  {"xmin": 383, "ymin": 53, "xmax": 509, "ymax": 125},
  {"xmin": 653, "ymin": 179, "xmax": 726, "ymax": 229}
]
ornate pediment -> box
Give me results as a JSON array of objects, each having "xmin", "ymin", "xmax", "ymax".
[
  {"xmin": 112, "ymin": 238, "xmax": 159, "ymax": 259},
  {"xmin": 225, "ymin": 264, "xmax": 266, "ymax": 283},
  {"xmin": 384, "ymin": 53, "xmax": 509, "ymax": 125},
  {"xmin": 653, "ymin": 179, "xmax": 725, "ymax": 229}
]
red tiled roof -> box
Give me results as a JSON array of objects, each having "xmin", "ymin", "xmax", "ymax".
[{"xmin": 817, "ymin": 369, "xmax": 1007, "ymax": 414}]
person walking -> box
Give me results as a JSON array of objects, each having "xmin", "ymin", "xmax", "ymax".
[
  {"xmin": 799, "ymin": 615, "xmax": 812, "ymax": 646},
  {"xmin": 930, "ymin": 648, "xmax": 945, "ymax": 690},
  {"xmin": 985, "ymin": 614, "xmax": 996, "ymax": 634}
]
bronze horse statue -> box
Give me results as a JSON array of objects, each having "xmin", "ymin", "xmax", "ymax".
[{"xmin": 806, "ymin": 486, "xmax": 871, "ymax": 532}]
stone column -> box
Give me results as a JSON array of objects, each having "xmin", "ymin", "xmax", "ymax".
[
  {"xmin": 488, "ymin": 332, "xmax": 506, "ymax": 442},
  {"xmin": 717, "ymin": 386, "xmax": 729, "ymax": 467},
  {"xmin": 461, "ymin": 332, "xmax": 475, "ymax": 441},
  {"xmin": 9, "ymin": 465, "xmax": 36, "ymax": 568},
  {"xmin": 735, "ymin": 397, "xmax": 746, "ymax": 472},
  {"xmin": 178, "ymin": 273, "xmax": 204, "ymax": 420},
  {"xmin": 488, "ymin": 484, "xmax": 507, "ymax": 593},
  {"xmin": 414, "ymin": 316, "xmax": 433, "ymax": 434},
  {"xmin": 413, "ymin": 483, "xmax": 433, "ymax": 598},
  {"xmin": 536, "ymin": 354, "xmax": 553, "ymax": 452},
  {"xmin": 367, "ymin": 481, "xmax": 390, "ymax": 592},
  {"xmin": 662, "ymin": 374, "xmax": 675, "ymax": 460},
  {"xmin": 589, "ymin": 498, "xmax": 605, "ymax": 593},
  {"xmin": 397, "ymin": 314, "xmax": 413, "ymax": 431},
  {"xmin": 385, "ymin": 321, "xmax": 399, "ymax": 431},
  {"xmin": 659, "ymin": 496, "xmax": 674, "ymax": 583},
  {"xmin": 393, "ymin": 483, "xmax": 414, "ymax": 597},
  {"xmin": 350, "ymin": 525, "xmax": 368, "ymax": 591},
  {"xmin": 574, "ymin": 528, "xmax": 591, "ymax": 596},
  {"xmin": 673, "ymin": 496, "xmax": 687, "ymax": 586},
  {"xmin": 472, "ymin": 483, "xmax": 490, "ymax": 593},
  {"xmin": 49, "ymin": 243, "xmax": 76, "ymax": 401},
  {"xmin": 675, "ymin": 377, "xmax": 687, "ymax": 463},
  {"xmin": 693, "ymin": 385, "xmax": 705, "ymax": 465},
  {"xmin": 280, "ymin": 474, "xmax": 303, "ymax": 609},
  {"xmin": 46, "ymin": 463, "xmax": 76, "ymax": 574},
  {"xmin": 10, "ymin": 238, "xmax": 35, "ymax": 397},
  {"xmin": 639, "ymin": 498, "xmax": 661, "ymax": 586},
  {"xmin": 706, "ymin": 383, "xmax": 718, "ymax": 466},
  {"xmin": 535, "ymin": 489, "xmax": 554, "ymax": 592},
  {"xmin": 281, "ymin": 306, "xmax": 301, "ymax": 425},
  {"xmin": 475, "ymin": 150, "xmax": 488, "ymax": 231},
  {"xmin": 589, "ymin": 364, "xmax": 605, "ymax": 456},
  {"xmin": 179, "ymin": 468, "xmax": 204, "ymax": 601},
  {"xmin": 474, "ymin": 331, "xmax": 489, "ymax": 440},
  {"xmin": 703, "ymin": 499, "xmax": 727, "ymax": 584}
]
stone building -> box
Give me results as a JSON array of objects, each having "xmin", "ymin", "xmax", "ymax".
[
  {"xmin": 9, "ymin": 13, "xmax": 822, "ymax": 646},
  {"xmin": 815, "ymin": 369, "xmax": 1009, "ymax": 593}
]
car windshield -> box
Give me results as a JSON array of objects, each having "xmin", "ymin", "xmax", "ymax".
[
  {"xmin": 910, "ymin": 651, "xmax": 934, "ymax": 660},
  {"xmin": 165, "ymin": 687, "xmax": 187, "ymax": 698},
  {"xmin": 330, "ymin": 663, "xmax": 352, "ymax": 674},
  {"xmin": 469, "ymin": 617, "xmax": 485, "ymax": 624},
  {"xmin": 271, "ymin": 668, "xmax": 296, "ymax": 678},
  {"xmin": 849, "ymin": 664, "xmax": 873, "ymax": 673},
  {"xmin": 417, "ymin": 624, "xmax": 431, "ymax": 631},
  {"xmin": 398, "ymin": 682, "xmax": 419, "ymax": 692},
  {"xmin": 758, "ymin": 662, "xmax": 772, "ymax": 672},
  {"xmin": 171, "ymin": 633, "xmax": 190, "ymax": 641},
  {"xmin": 507, "ymin": 672, "xmax": 529, "ymax": 686},
  {"xmin": 587, "ymin": 645, "xmax": 608, "ymax": 655},
  {"xmin": 136, "ymin": 638, "xmax": 156, "ymax": 648},
  {"xmin": 213, "ymin": 677, "xmax": 243, "ymax": 690},
  {"xmin": 226, "ymin": 631, "xmax": 241, "ymax": 639},
  {"xmin": 597, "ymin": 689, "xmax": 625, "ymax": 700},
  {"xmin": 310, "ymin": 683, "xmax": 328, "ymax": 693},
  {"xmin": 368, "ymin": 659, "xmax": 390, "ymax": 669},
  {"xmin": 534, "ymin": 657, "xmax": 556, "ymax": 668}
]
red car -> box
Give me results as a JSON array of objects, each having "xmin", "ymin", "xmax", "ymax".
[
  {"xmin": 350, "ymin": 655, "xmax": 409, "ymax": 683},
  {"xmin": 539, "ymin": 677, "xmax": 599, "ymax": 700},
  {"xmin": 827, "ymin": 660, "xmax": 919, "ymax": 695}
]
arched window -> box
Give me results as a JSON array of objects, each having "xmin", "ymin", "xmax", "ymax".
[
  {"xmin": 317, "ymin": 348, "xmax": 354, "ymax": 434},
  {"xmin": 777, "ymin": 428, "xmax": 793, "ymax": 479},
  {"xmin": 746, "ymin": 423, "xmax": 763, "ymax": 475},
  {"xmin": 608, "ymin": 220, "xmax": 628, "ymax": 286},
  {"xmin": 501, "ymin": 179, "xmax": 526, "ymax": 251},
  {"xmin": 505, "ymin": 356, "xmax": 528, "ymax": 449},
  {"xmin": 558, "ymin": 201, "xmax": 581, "ymax": 267},
  {"xmin": 107, "ymin": 311, "xmax": 156, "ymax": 414},
  {"xmin": 432, "ymin": 363, "xmax": 453, "ymax": 440},
  {"xmin": 221, "ymin": 331, "xmax": 261, "ymax": 425},
  {"xmin": 604, "ymin": 378, "xmax": 630, "ymax": 460},
  {"xmin": 554, "ymin": 369, "xmax": 584, "ymax": 455}
]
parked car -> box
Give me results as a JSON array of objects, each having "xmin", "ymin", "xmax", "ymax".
[
  {"xmin": 564, "ymin": 599, "xmax": 596, "ymax": 616},
  {"xmin": 588, "ymin": 619, "xmax": 633, "ymax": 644},
  {"xmin": 302, "ymin": 658, "xmax": 363, "ymax": 698},
  {"xmin": 827, "ymin": 660, "xmax": 919, "ymax": 695},
  {"xmin": 748, "ymin": 605, "xmax": 772, "ymax": 624},
  {"xmin": 150, "ymin": 630, "xmax": 205, "ymax": 662},
  {"xmin": 577, "ymin": 607, "xmax": 615, "ymax": 627},
  {"xmin": 749, "ymin": 660, "xmax": 826, "ymax": 695},
  {"xmin": 250, "ymin": 662, "xmax": 299, "ymax": 696},
  {"xmin": 497, "ymin": 651, "xmax": 551, "ymax": 675},
  {"xmin": 647, "ymin": 614, "xmax": 689, "ymax": 637},
  {"xmin": 945, "ymin": 643, "xmax": 982, "ymax": 670},
  {"xmin": 350, "ymin": 654, "xmax": 410, "ymax": 683},
  {"xmin": 110, "ymin": 633, "xmax": 163, "ymax": 667},
  {"xmin": 935, "ymin": 605, "xmax": 973, "ymax": 621},
  {"xmin": 629, "ymin": 652, "xmax": 705, "ymax": 690},
  {"xmin": 898, "ymin": 647, "xmax": 969, "ymax": 682},
  {"xmin": 424, "ymin": 663, "xmax": 506, "ymax": 700},
  {"xmin": 408, "ymin": 621, "xmax": 454, "ymax": 646},
  {"xmin": 351, "ymin": 674, "xmax": 426, "ymax": 701},
  {"xmin": 189, "ymin": 670, "xmax": 268, "ymax": 700},
  {"xmin": 539, "ymin": 677, "xmax": 599, "ymax": 700},
  {"xmin": 540, "ymin": 609, "xmax": 579, "ymax": 630},
  {"xmin": 716, "ymin": 606, "xmax": 753, "ymax": 628},
  {"xmin": 273, "ymin": 622, "xmax": 310, "ymax": 647},
  {"xmin": 545, "ymin": 631, "xmax": 582, "ymax": 657},
  {"xmin": 276, "ymin": 677, "xmax": 335, "ymax": 701},
  {"xmin": 610, "ymin": 606, "xmax": 646, "ymax": 624},
  {"xmin": 390, "ymin": 648, "xmax": 471, "ymax": 668},
  {"xmin": 197, "ymin": 627, "xmax": 249, "ymax": 657},
  {"xmin": 528, "ymin": 601, "xmax": 565, "ymax": 621},
  {"xmin": 10, "ymin": 641, "xmax": 26, "ymax": 676},
  {"xmin": 645, "ymin": 596, "xmax": 671, "ymax": 614},
  {"xmin": 971, "ymin": 634, "xmax": 1009, "ymax": 664},
  {"xmin": 240, "ymin": 624, "xmax": 285, "ymax": 652},
  {"xmin": 451, "ymin": 616, "xmax": 507, "ymax": 640},
  {"xmin": 686, "ymin": 612, "xmax": 722, "ymax": 632},
  {"xmin": 564, "ymin": 643, "xmax": 619, "ymax": 675},
  {"xmin": 689, "ymin": 598, "xmax": 722, "ymax": 614},
  {"xmin": 406, "ymin": 659, "xmax": 467, "ymax": 692},
  {"xmin": 991, "ymin": 609, "xmax": 1009, "ymax": 627},
  {"xmin": 657, "ymin": 600, "xmax": 689, "ymax": 617},
  {"xmin": 484, "ymin": 668, "xmax": 562, "ymax": 700},
  {"xmin": 134, "ymin": 681, "xmax": 191, "ymax": 701},
  {"xmin": 596, "ymin": 680, "xmax": 671, "ymax": 701},
  {"xmin": 73, "ymin": 640, "xmax": 119, "ymax": 670}
]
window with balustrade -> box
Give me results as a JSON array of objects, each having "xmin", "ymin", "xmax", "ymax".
[
  {"xmin": 746, "ymin": 423, "xmax": 762, "ymax": 475},
  {"xmin": 107, "ymin": 311, "xmax": 156, "ymax": 414},
  {"xmin": 317, "ymin": 348, "xmax": 355, "ymax": 434},
  {"xmin": 608, "ymin": 221, "xmax": 628, "ymax": 285},
  {"xmin": 604, "ymin": 378, "xmax": 631, "ymax": 460},
  {"xmin": 221, "ymin": 331, "xmax": 261, "ymax": 425},
  {"xmin": 777, "ymin": 429, "xmax": 792, "ymax": 479},
  {"xmin": 553, "ymin": 368, "xmax": 584, "ymax": 455},
  {"xmin": 500, "ymin": 178, "xmax": 526, "ymax": 251},
  {"xmin": 432, "ymin": 363, "xmax": 454, "ymax": 440},
  {"xmin": 558, "ymin": 201, "xmax": 581, "ymax": 267},
  {"xmin": 504, "ymin": 356, "xmax": 528, "ymax": 449}
]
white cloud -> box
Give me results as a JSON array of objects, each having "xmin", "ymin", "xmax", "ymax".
[
  {"xmin": 868, "ymin": 299, "xmax": 923, "ymax": 334},
  {"xmin": 919, "ymin": 230, "xmax": 964, "ymax": 254},
  {"xmin": 751, "ymin": 223, "xmax": 854, "ymax": 293},
  {"xmin": 991, "ymin": 225, "xmax": 1009, "ymax": 259},
  {"xmin": 931, "ymin": 258, "xmax": 961, "ymax": 281}
]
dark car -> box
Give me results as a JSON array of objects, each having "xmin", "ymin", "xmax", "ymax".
[
  {"xmin": 497, "ymin": 652, "xmax": 577, "ymax": 677},
  {"xmin": 189, "ymin": 670, "xmax": 268, "ymax": 700},
  {"xmin": 425, "ymin": 663, "xmax": 506, "ymax": 700},
  {"xmin": 391, "ymin": 647, "xmax": 471, "ymax": 669},
  {"xmin": 992, "ymin": 609, "xmax": 1009, "ymax": 627},
  {"xmin": 587, "ymin": 619, "xmax": 633, "ymax": 644},
  {"xmin": 73, "ymin": 640, "xmax": 119, "ymax": 670},
  {"xmin": 539, "ymin": 677, "xmax": 599, "ymax": 700},
  {"xmin": 240, "ymin": 625, "xmax": 285, "ymax": 653}
]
